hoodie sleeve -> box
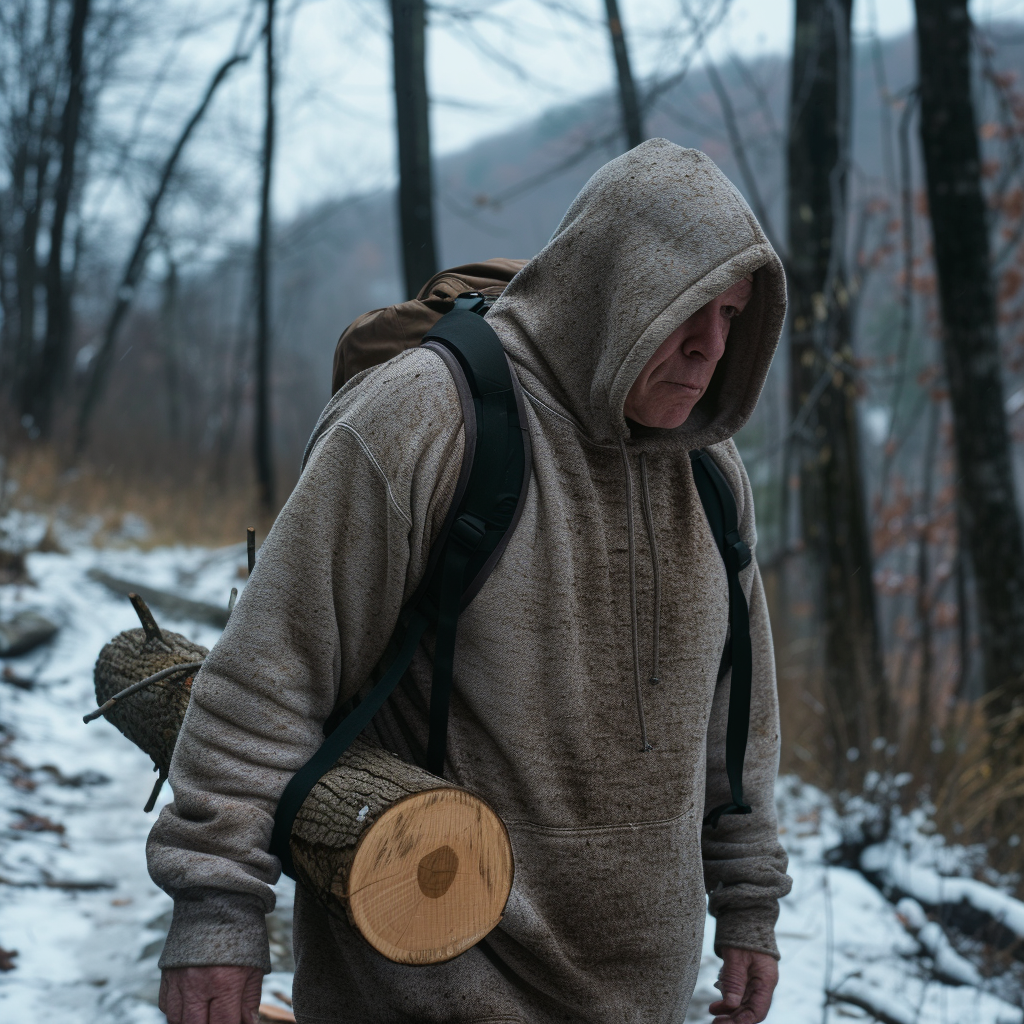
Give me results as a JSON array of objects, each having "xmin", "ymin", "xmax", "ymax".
[
  {"xmin": 146, "ymin": 349, "xmax": 465, "ymax": 971},
  {"xmin": 701, "ymin": 441, "xmax": 792, "ymax": 960}
]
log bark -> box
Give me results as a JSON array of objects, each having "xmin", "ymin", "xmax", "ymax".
[{"xmin": 290, "ymin": 737, "xmax": 513, "ymax": 965}]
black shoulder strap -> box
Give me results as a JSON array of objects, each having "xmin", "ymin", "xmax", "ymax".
[
  {"xmin": 269, "ymin": 307, "xmax": 529, "ymax": 879},
  {"xmin": 690, "ymin": 449, "xmax": 754, "ymax": 828}
]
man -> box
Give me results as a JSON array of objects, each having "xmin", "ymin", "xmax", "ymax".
[{"xmin": 150, "ymin": 138, "xmax": 791, "ymax": 1024}]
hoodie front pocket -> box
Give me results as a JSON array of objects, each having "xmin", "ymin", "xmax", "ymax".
[{"xmin": 489, "ymin": 814, "xmax": 706, "ymax": 1019}]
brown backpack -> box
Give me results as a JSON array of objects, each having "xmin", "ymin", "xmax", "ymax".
[{"xmin": 331, "ymin": 258, "xmax": 527, "ymax": 394}]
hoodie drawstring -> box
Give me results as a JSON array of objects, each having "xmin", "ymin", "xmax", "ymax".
[
  {"xmin": 639, "ymin": 452, "xmax": 662, "ymax": 687},
  {"xmin": 619, "ymin": 438, "xmax": 653, "ymax": 752}
]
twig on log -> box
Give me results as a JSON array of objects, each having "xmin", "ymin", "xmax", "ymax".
[
  {"xmin": 83, "ymin": 661, "xmax": 204, "ymax": 723},
  {"xmin": 129, "ymin": 592, "xmax": 165, "ymax": 645}
]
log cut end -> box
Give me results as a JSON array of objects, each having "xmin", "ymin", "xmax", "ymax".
[
  {"xmin": 290, "ymin": 739, "xmax": 512, "ymax": 965},
  {"xmin": 346, "ymin": 787, "xmax": 513, "ymax": 965}
]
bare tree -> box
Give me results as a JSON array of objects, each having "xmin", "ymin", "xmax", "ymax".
[
  {"xmin": 0, "ymin": 0, "xmax": 85, "ymax": 425},
  {"xmin": 24, "ymin": 0, "xmax": 91, "ymax": 437},
  {"xmin": 603, "ymin": 0, "xmax": 643, "ymax": 150},
  {"xmin": 391, "ymin": 0, "xmax": 437, "ymax": 299},
  {"xmin": 254, "ymin": 0, "xmax": 276, "ymax": 511},
  {"xmin": 914, "ymin": 0, "xmax": 1024, "ymax": 715},
  {"xmin": 74, "ymin": 38, "xmax": 253, "ymax": 455},
  {"xmin": 787, "ymin": 0, "xmax": 885, "ymax": 768}
]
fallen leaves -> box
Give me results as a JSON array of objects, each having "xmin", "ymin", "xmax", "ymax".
[{"xmin": 10, "ymin": 809, "xmax": 65, "ymax": 834}]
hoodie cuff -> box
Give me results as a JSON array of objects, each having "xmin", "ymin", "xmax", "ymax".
[
  {"xmin": 158, "ymin": 890, "xmax": 272, "ymax": 972},
  {"xmin": 713, "ymin": 908, "xmax": 781, "ymax": 961}
]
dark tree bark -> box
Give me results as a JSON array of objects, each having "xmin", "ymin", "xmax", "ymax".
[
  {"xmin": 254, "ymin": 0, "xmax": 276, "ymax": 511},
  {"xmin": 74, "ymin": 48, "xmax": 249, "ymax": 455},
  {"xmin": 603, "ymin": 0, "xmax": 644, "ymax": 151},
  {"xmin": 159, "ymin": 255, "xmax": 181, "ymax": 440},
  {"xmin": 391, "ymin": 0, "xmax": 437, "ymax": 299},
  {"xmin": 27, "ymin": 0, "xmax": 89, "ymax": 437},
  {"xmin": 914, "ymin": 0, "xmax": 1024, "ymax": 713},
  {"xmin": 787, "ymin": 0, "xmax": 886, "ymax": 767}
]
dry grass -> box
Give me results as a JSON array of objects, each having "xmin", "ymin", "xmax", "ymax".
[
  {"xmin": 2, "ymin": 443, "xmax": 278, "ymax": 549},
  {"xmin": 766, "ymin": 562, "xmax": 1024, "ymax": 896}
]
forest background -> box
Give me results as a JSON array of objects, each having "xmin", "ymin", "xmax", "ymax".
[{"xmin": 4, "ymin": 0, "xmax": 1024, "ymax": 985}]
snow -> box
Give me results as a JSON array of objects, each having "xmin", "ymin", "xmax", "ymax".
[
  {"xmin": 863, "ymin": 840, "xmax": 1024, "ymax": 939},
  {"xmin": 1, "ymin": 513, "xmax": 1021, "ymax": 1023}
]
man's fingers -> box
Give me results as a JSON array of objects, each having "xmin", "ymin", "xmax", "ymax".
[
  {"xmin": 241, "ymin": 969, "xmax": 264, "ymax": 1024},
  {"xmin": 744, "ymin": 968, "xmax": 775, "ymax": 1020},
  {"xmin": 160, "ymin": 972, "xmax": 184, "ymax": 1024},
  {"xmin": 182, "ymin": 988, "xmax": 214, "ymax": 1024},
  {"xmin": 714, "ymin": 957, "xmax": 749, "ymax": 1009},
  {"xmin": 208, "ymin": 990, "xmax": 241, "ymax": 1024}
]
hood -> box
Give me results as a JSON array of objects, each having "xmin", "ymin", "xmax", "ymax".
[{"xmin": 486, "ymin": 139, "xmax": 787, "ymax": 448}]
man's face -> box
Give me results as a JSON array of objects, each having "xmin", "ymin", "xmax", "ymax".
[{"xmin": 623, "ymin": 277, "xmax": 754, "ymax": 429}]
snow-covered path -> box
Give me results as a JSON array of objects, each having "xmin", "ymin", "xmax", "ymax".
[{"xmin": 0, "ymin": 520, "xmax": 1020, "ymax": 1023}]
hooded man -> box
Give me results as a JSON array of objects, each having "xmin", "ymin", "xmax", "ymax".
[{"xmin": 149, "ymin": 138, "xmax": 792, "ymax": 1024}]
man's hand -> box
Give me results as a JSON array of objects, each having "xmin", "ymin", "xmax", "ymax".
[
  {"xmin": 159, "ymin": 965, "xmax": 264, "ymax": 1024},
  {"xmin": 708, "ymin": 946, "xmax": 778, "ymax": 1024}
]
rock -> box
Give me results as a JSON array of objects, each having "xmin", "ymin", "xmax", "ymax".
[{"xmin": 0, "ymin": 611, "xmax": 58, "ymax": 657}]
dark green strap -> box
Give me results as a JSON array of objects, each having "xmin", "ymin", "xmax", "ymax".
[
  {"xmin": 691, "ymin": 450, "xmax": 753, "ymax": 828},
  {"xmin": 268, "ymin": 608, "xmax": 429, "ymax": 878}
]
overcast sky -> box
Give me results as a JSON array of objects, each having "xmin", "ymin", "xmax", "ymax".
[{"xmin": 86, "ymin": 0, "xmax": 1024, "ymax": 256}]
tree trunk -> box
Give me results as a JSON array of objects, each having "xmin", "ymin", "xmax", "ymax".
[
  {"xmin": 29, "ymin": 0, "xmax": 90, "ymax": 438},
  {"xmin": 914, "ymin": 0, "xmax": 1024, "ymax": 715},
  {"xmin": 290, "ymin": 737, "xmax": 513, "ymax": 965},
  {"xmin": 787, "ymin": 0, "xmax": 886, "ymax": 769},
  {"xmin": 254, "ymin": 0, "xmax": 276, "ymax": 511},
  {"xmin": 160, "ymin": 257, "xmax": 182, "ymax": 439},
  {"xmin": 603, "ymin": 0, "xmax": 644, "ymax": 150},
  {"xmin": 391, "ymin": 0, "xmax": 437, "ymax": 299}
]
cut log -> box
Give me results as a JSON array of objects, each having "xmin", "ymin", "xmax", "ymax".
[
  {"xmin": 90, "ymin": 594, "xmax": 208, "ymax": 810},
  {"xmin": 290, "ymin": 737, "xmax": 513, "ymax": 965}
]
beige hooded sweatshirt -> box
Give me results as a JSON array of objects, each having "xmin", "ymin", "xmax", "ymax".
[{"xmin": 148, "ymin": 139, "xmax": 791, "ymax": 1024}]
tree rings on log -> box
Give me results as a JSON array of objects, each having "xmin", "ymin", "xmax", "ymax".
[{"xmin": 289, "ymin": 738, "xmax": 512, "ymax": 965}]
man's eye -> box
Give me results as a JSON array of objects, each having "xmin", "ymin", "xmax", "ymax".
[{"xmin": 721, "ymin": 305, "xmax": 739, "ymax": 319}]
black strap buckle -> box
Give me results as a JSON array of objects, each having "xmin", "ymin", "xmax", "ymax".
[
  {"xmin": 725, "ymin": 531, "xmax": 751, "ymax": 572},
  {"xmin": 449, "ymin": 513, "xmax": 487, "ymax": 550},
  {"xmin": 453, "ymin": 292, "xmax": 488, "ymax": 314}
]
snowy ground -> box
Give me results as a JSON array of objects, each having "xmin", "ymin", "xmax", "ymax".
[{"xmin": 0, "ymin": 512, "xmax": 1021, "ymax": 1024}]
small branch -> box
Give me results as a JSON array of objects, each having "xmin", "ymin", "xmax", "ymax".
[
  {"xmin": 129, "ymin": 592, "xmax": 165, "ymax": 645},
  {"xmin": 705, "ymin": 59, "xmax": 783, "ymax": 257},
  {"xmin": 83, "ymin": 661, "xmax": 205, "ymax": 724}
]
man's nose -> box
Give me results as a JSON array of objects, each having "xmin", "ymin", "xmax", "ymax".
[{"xmin": 684, "ymin": 305, "xmax": 728, "ymax": 361}]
